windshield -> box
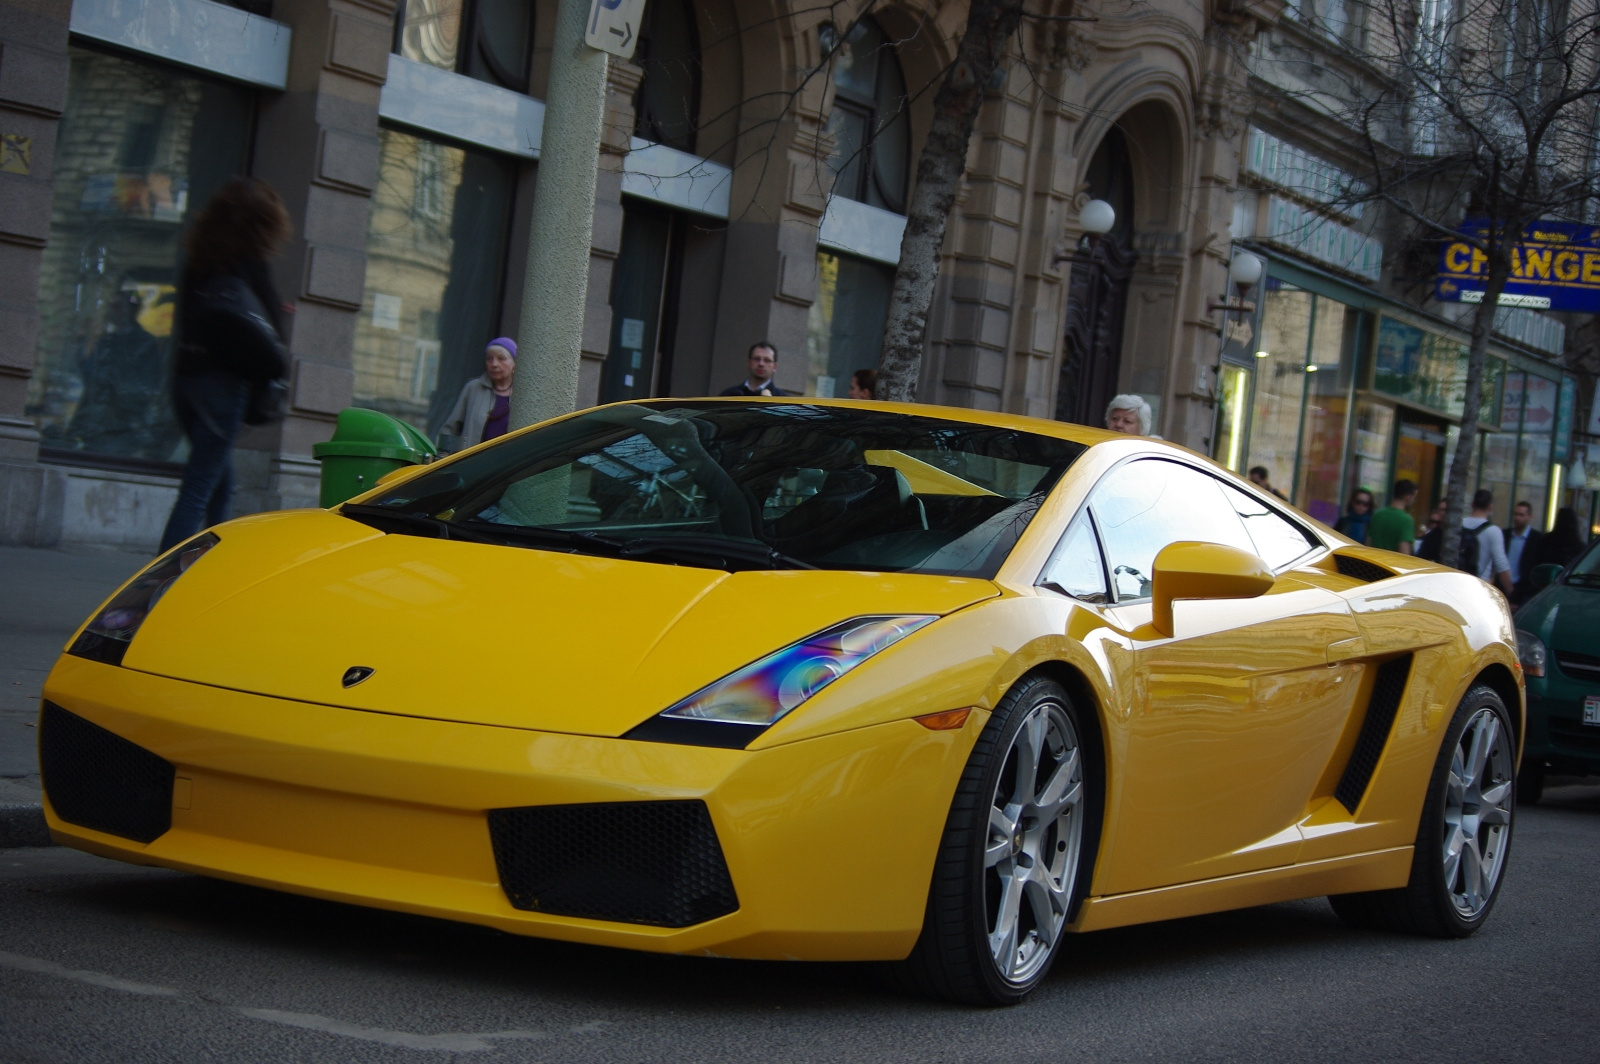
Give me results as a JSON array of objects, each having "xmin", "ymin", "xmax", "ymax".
[
  {"xmin": 347, "ymin": 402, "xmax": 1085, "ymax": 577},
  {"xmin": 1565, "ymin": 537, "xmax": 1600, "ymax": 587}
]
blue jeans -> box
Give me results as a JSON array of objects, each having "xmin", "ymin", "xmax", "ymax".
[{"xmin": 159, "ymin": 371, "xmax": 249, "ymax": 552}]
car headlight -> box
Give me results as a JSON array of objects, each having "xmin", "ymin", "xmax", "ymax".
[
  {"xmin": 67, "ymin": 533, "xmax": 218, "ymax": 667},
  {"xmin": 656, "ymin": 615, "xmax": 937, "ymax": 731},
  {"xmin": 1515, "ymin": 628, "xmax": 1546, "ymax": 678}
]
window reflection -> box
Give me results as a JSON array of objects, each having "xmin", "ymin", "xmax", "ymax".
[
  {"xmin": 354, "ymin": 128, "xmax": 513, "ymax": 436},
  {"xmin": 806, "ymin": 251, "xmax": 894, "ymax": 397},
  {"xmin": 633, "ymin": 0, "xmax": 700, "ymax": 152},
  {"xmin": 395, "ymin": 0, "xmax": 530, "ymax": 91},
  {"xmin": 28, "ymin": 47, "xmax": 254, "ymax": 465}
]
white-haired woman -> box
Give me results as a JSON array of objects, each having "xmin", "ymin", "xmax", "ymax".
[{"xmin": 1105, "ymin": 393, "xmax": 1154, "ymax": 436}]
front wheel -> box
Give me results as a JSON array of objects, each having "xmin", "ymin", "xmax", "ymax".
[
  {"xmin": 1330, "ymin": 683, "xmax": 1515, "ymax": 937},
  {"xmin": 894, "ymin": 675, "xmax": 1098, "ymax": 1005}
]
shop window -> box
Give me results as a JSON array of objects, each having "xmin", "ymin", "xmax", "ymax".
[
  {"xmin": 396, "ymin": 0, "xmax": 532, "ymax": 92},
  {"xmin": 633, "ymin": 0, "xmax": 700, "ymax": 152},
  {"xmin": 1347, "ymin": 401, "xmax": 1395, "ymax": 506},
  {"xmin": 1246, "ymin": 282, "xmax": 1313, "ymax": 500},
  {"xmin": 354, "ymin": 128, "xmax": 514, "ymax": 437},
  {"xmin": 825, "ymin": 18, "xmax": 909, "ymax": 213},
  {"xmin": 27, "ymin": 47, "xmax": 255, "ymax": 466},
  {"xmin": 1294, "ymin": 300, "xmax": 1363, "ymax": 526},
  {"xmin": 805, "ymin": 250, "xmax": 895, "ymax": 396}
]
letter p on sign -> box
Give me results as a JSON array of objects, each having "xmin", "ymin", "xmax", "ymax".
[{"xmin": 586, "ymin": 0, "xmax": 646, "ymax": 58}]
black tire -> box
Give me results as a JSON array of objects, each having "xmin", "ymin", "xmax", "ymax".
[
  {"xmin": 892, "ymin": 675, "xmax": 1100, "ymax": 1005},
  {"xmin": 1516, "ymin": 761, "xmax": 1544, "ymax": 806},
  {"xmin": 1329, "ymin": 683, "xmax": 1515, "ymax": 937}
]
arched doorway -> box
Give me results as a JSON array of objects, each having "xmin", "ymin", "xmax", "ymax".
[{"xmin": 1056, "ymin": 127, "xmax": 1136, "ymax": 428}]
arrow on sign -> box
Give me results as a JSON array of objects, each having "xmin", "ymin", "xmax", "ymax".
[{"xmin": 609, "ymin": 21, "xmax": 633, "ymax": 46}]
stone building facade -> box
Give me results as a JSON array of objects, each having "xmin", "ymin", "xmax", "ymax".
[{"xmin": 0, "ymin": 0, "xmax": 1591, "ymax": 548}]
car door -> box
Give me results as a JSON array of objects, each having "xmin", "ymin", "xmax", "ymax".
[{"xmin": 1079, "ymin": 458, "xmax": 1366, "ymax": 894}]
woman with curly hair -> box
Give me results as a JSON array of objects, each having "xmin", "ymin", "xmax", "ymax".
[{"xmin": 159, "ymin": 178, "xmax": 292, "ymax": 551}]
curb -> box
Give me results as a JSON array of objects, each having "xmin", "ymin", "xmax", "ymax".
[{"xmin": 0, "ymin": 803, "xmax": 52, "ymax": 848}]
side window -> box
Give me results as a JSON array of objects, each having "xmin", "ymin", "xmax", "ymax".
[
  {"xmin": 1039, "ymin": 513, "xmax": 1108, "ymax": 603},
  {"xmin": 1218, "ymin": 483, "xmax": 1320, "ymax": 569},
  {"xmin": 1089, "ymin": 460, "xmax": 1254, "ymax": 601}
]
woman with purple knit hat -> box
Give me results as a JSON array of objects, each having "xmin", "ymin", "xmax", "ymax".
[{"xmin": 442, "ymin": 337, "xmax": 517, "ymax": 448}]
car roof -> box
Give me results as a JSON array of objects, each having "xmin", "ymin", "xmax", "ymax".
[{"xmin": 635, "ymin": 396, "xmax": 1138, "ymax": 449}]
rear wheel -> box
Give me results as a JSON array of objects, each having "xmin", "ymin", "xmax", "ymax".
[
  {"xmin": 1329, "ymin": 684, "xmax": 1515, "ymax": 937},
  {"xmin": 894, "ymin": 676, "xmax": 1097, "ymax": 1005}
]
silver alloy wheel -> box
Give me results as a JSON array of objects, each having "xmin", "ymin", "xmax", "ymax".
[
  {"xmin": 984, "ymin": 700, "xmax": 1084, "ymax": 984},
  {"xmin": 1442, "ymin": 706, "xmax": 1514, "ymax": 919}
]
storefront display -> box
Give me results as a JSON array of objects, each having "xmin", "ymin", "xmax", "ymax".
[{"xmin": 805, "ymin": 251, "xmax": 894, "ymax": 397}]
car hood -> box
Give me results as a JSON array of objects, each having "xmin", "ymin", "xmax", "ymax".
[
  {"xmin": 121, "ymin": 511, "xmax": 999, "ymax": 735},
  {"xmin": 1521, "ymin": 582, "xmax": 1600, "ymax": 656}
]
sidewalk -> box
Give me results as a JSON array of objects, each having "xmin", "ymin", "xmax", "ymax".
[{"xmin": 0, "ymin": 543, "xmax": 151, "ymax": 845}]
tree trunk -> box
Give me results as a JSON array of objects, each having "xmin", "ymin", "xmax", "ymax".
[
  {"xmin": 874, "ymin": 0, "xmax": 1027, "ymax": 403},
  {"xmin": 1438, "ymin": 254, "xmax": 1511, "ymax": 572}
]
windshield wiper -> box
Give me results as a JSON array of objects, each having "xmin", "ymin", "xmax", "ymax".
[
  {"xmin": 613, "ymin": 534, "xmax": 816, "ymax": 571},
  {"xmin": 454, "ymin": 520, "xmax": 631, "ymax": 554},
  {"xmin": 341, "ymin": 506, "xmax": 619, "ymax": 553}
]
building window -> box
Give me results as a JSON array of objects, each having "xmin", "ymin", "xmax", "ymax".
[
  {"xmin": 354, "ymin": 128, "xmax": 514, "ymax": 436},
  {"xmin": 27, "ymin": 46, "xmax": 255, "ymax": 466},
  {"xmin": 806, "ymin": 250, "xmax": 894, "ymax": 396},
  {"xmin": 633, "ymin": 0, "xmax": 700, "ymax": 152},
  {"xmin": 825, "ymin": 18, "xmax": 909, "ymax": 213},
  {"xmin": 395, "ymin": 0, "xmax": 532, "ymax": 92}
]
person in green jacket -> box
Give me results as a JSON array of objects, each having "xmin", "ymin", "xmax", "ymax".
[{"xmin": 1367, "ymin": 478, "xmax": 1418, "ymax": 554}]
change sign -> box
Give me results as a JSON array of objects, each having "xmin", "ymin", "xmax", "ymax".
[{"xmin": 1436, "ymin": 218, "xmax": 1600, "ymax": 312}]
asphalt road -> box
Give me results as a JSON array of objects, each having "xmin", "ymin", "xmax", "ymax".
[{"xmin": 2, "ymin": 783, "xmax": 1597, "ymax": 1063}]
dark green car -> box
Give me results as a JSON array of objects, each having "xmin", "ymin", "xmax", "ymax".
[{"xmin": 1515, "ymin": 537, "xmax": 1600, "ymax": 802}]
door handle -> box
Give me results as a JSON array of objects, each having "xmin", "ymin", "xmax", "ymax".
[{"xmin": 1326, "ymin": 636, "xmax": 1367, "ymax": 665}]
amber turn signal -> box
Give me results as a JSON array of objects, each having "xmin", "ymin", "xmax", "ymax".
[{"xmin": 914, "ymin": 708, "xmax": 972, "ymax": 731}]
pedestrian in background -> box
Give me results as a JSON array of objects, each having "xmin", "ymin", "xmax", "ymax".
[
  {"xmin": 1532, "ymin": 507, "xmax": 1587, "ymax": 571},
  {"xmin": 159, "ymin": 178, "xmax": 291, "ymax": 552},
  {"xmin": 848, "ymin": 369, "xmax": 877, "ymax": 400},
  {"xmin": 442, "ymin": 338, "xmax": 517, "ymax": 447},
  {"xmin": 1367, "ymin": 479, "xmax": 1417, "ymax": 555},
  {"xmin": 721, "ymin": 342, "xmax": 792, "ymax": 396},
  {"xmin": 1503, "ymin": 500, "xmax": 1544, "ymax": 604},
  {"xmin": 1248, "ymin": 465, "xmax": 1287, "ymax": 500},
  {"xmin": 1105, "ymin": 394, "xmax": 1151, "ymax": 435},
  {"xmin": 1334, "ymin": 488, "xmax": 1376, "ymax": 544}
]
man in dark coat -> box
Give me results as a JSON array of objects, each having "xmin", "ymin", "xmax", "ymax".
[
  {"xmin": 1504, "ymin": 500, "xmax": 1546, "ymax": 605},
  {"xmin": 720, "ymin": 342, "xmax": 795, "ymax": 396}
]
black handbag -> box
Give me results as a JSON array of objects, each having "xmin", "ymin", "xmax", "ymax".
[{"xmin": 187, "ymin": 273, "xmax": 290, "ymax": 425}]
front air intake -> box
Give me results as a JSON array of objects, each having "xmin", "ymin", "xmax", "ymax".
[
  {"xmin": 38, "ymin": 701, "xmax": 174, "ymax": 843},
  {"xmin": 487, "ymin": 800, "xmax": 738, "ymax": 927},
  {"xmin": 1334, "ymin": 655, "xmax": 1413, "ymax": 813}
]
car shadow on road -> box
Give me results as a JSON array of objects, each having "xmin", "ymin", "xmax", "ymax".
[{"xmin": 30, "ymin": 858, "xmax": 1373, "ymax": 1013}]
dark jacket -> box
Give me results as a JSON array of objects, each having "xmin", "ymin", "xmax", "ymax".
[
  {"xmin": 175, "ymin": 258, "xmax": 287, "ymax": 378},
  {"xmin": 719, "ymin": 381, "xmax": 795, "ymax": 397},
  {"xmin": 1503, "ymin": 525, "xmax": 1545, "ymax": 604}
]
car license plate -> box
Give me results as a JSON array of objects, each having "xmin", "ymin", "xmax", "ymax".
[{"xmin": 1586, "ymin": 696, "xmax": 1600, "ymax": 726}]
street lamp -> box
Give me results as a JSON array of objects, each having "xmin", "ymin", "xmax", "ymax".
[{"xmin": 1079, "ymin": 199, "xmax": 1115, "ymax": 246}]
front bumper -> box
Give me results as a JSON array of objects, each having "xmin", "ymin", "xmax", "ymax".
[
  {"xmin": 40, "ymin": 655, "xmax": 982, "ymax": 960},
  {"xmin": 1524, "ymin": 671, "xmax": 1600, "ymax": 776}
]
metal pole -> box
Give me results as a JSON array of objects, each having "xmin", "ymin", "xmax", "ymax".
[{"xmin": 509, "ymin": 0, "xmax": 609, "ymax": 430}]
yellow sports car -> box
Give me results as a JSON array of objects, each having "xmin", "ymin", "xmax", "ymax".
[{"xmin": 39, "ymin": 399, "xmax": 1522, "ymax": 1005}]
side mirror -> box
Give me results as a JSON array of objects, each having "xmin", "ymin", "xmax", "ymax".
[
  {"xmin": 1530, "ymin": 562, "xmax": 1563, "ymax": 592},
  {"xmin": 1151, "ymin": 541, "xmax": 1276, "ymax": 635}
]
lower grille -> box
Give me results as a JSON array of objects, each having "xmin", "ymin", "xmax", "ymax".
[
  {"xmin": 1554, "ymin": 650, "xmax": 1600, "ymax": 681},
  {"xmin": 1335, "ymin": 655, "xmax": 1413, "ymax": 813},
  {"xmin": 487, "ymin": 800, "xmax": 738, "ymax": 927},
  {"xmin": 38, "ymin": 701, "xmax": 174, "ymax": 843}
]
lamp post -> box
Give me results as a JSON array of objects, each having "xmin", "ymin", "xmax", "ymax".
[{"xmin": 1078, "ymin": 199, "xmax": 1115, "ymax": 248}]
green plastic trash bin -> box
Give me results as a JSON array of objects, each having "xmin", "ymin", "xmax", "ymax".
[{"xmin": 312, "ymin": 408, "xmax": 437, "ymax": 507}]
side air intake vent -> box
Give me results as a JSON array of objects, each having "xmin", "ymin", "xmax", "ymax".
[
  {"xmin": 1334, "ymin": 554, "xmax": 1394, "ymax": 583},
  {"xmin": 1335, "ymin": 655, "xmax": 1413, "ymax": 813},
  {"xmin": 38, "ymin": 701, "xmax": 174, "ymax": 843},
  {"xmin": 487, "ymin": 800, "xmax": 738, "ymax": 927}
]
